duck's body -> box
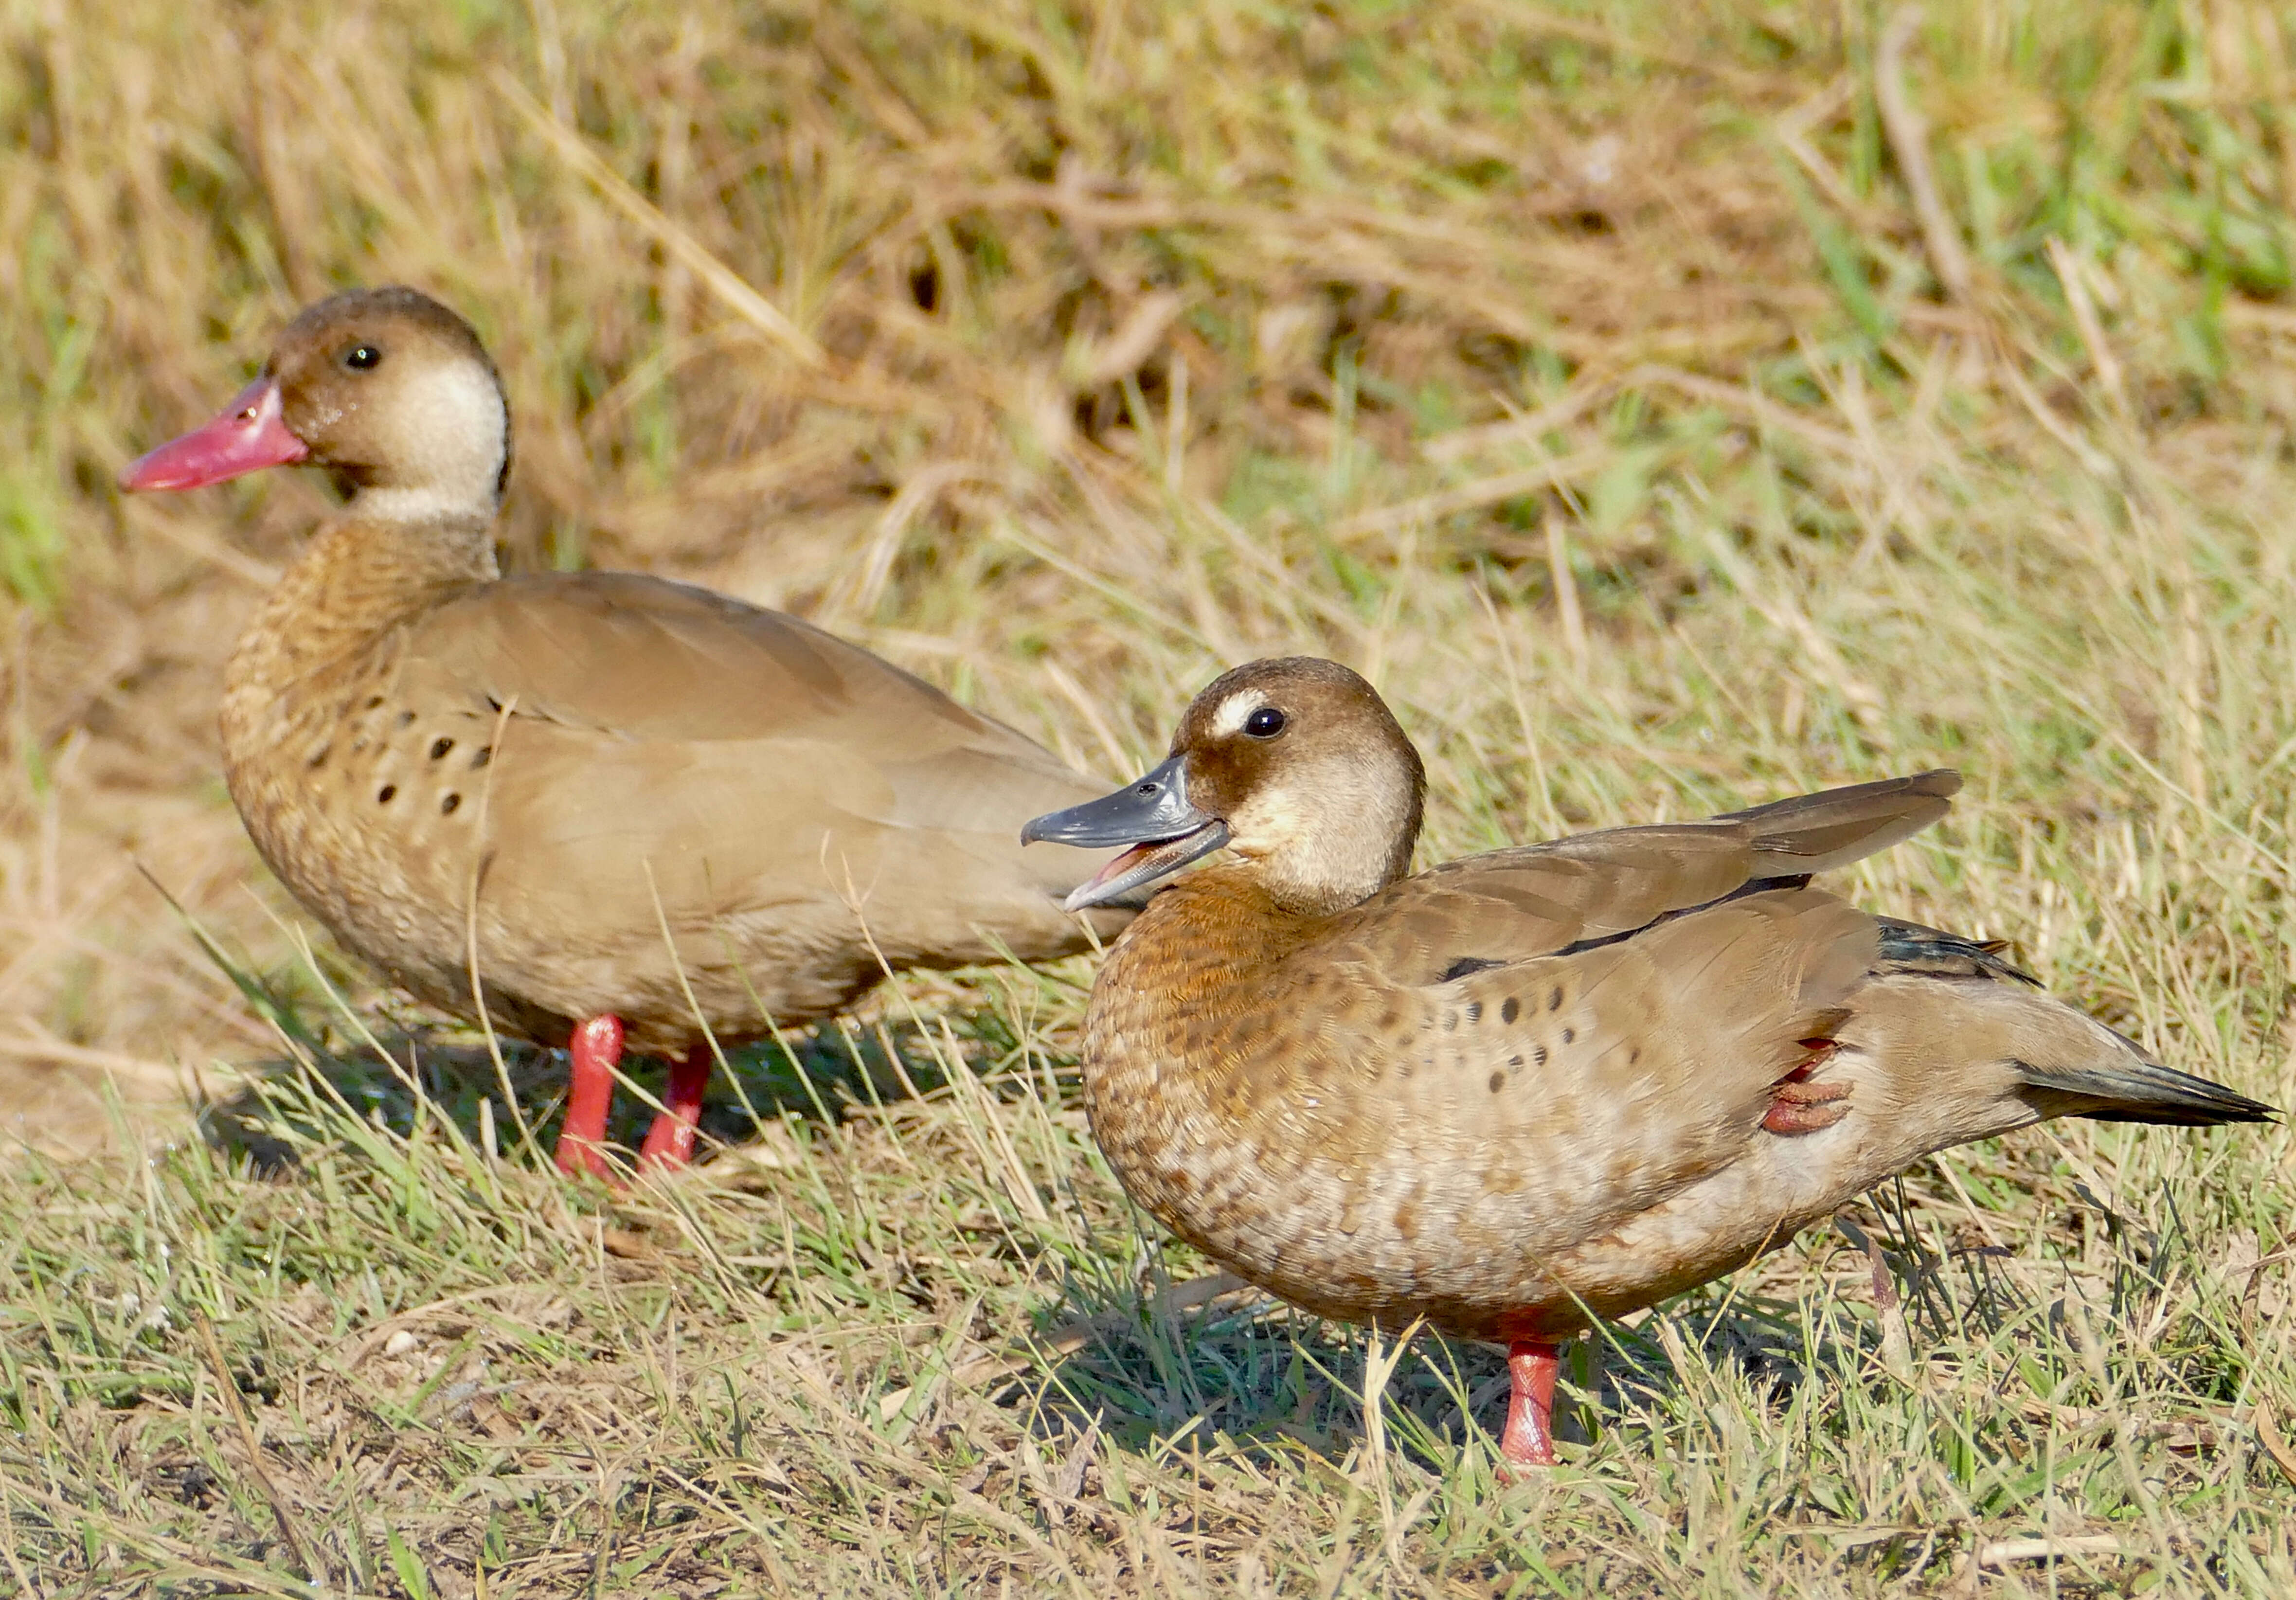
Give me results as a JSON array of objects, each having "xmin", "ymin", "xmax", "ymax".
[
  {"xmin": 220, "ymin": 525, "xmax": 1117, "ymax": 1057},
  {"xmin": 1025, "ymin": 658, "xmax": 2274, "ymax": 1469},
  {"xmin": 1079, "ymin": 806, "xmax": 2245, "ymax": 1345},
  {"xmin": 127, "ymin": 288, "xmax": 1125, "ymax": 1172}
]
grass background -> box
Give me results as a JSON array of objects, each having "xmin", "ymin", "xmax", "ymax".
[{"xmin": 2, "ymin": 0, "xmax": 2295, "ymax": 1591}]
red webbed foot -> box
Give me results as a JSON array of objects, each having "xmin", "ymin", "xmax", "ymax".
[{"xmin": 1763, "ymin": 1041, "xmax": 1853, "ymax": 1135}]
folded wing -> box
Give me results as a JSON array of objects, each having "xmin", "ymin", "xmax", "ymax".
[{"xmin": 389, "ymin": 571, "xmax": 1121, "ymax": 943}]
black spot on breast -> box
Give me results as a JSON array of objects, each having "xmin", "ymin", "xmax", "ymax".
[
  {"xmin": 1548, "ymin": 987, "xmax": 1563, "ymax": 1011},
  {"xmin": 1440, "ymin": 956, "xmax": 1503, "ymax": 982},
  {"xmin": 307, "ymin": 747, "xmax": 330, "ymax": 770},
  {"xmin": 1534, "ymin": 1044, "xmax": 1548, "ymax": 1066},
  {"xmin": 1488, "ymin": 1070, "xmax": 1506, "ymax": 1094},
  {"xmin": 364, "ymin": 695, "xmax": 384, "ymax": 710},
  {"xmin": 1501, "ymin": 997, "xmax": 1520, "ymax": 1024},
  {"xmin": 1561, "ymin": 1026, "xmax": 1576, "ymax": 1044},
  {"xmin": 441, "ymin": 793, "xmax": 462, "ymax": 815},
  {"xmin": 1508, "ymin": 1054, "xmax": 1523, "ymax": 1068},
  {"xmin": 1442, "ymin": 1011, "xmax": 1457, "ymax": 1032},
  {"xmin": 484, "ymin": 695, "xmax": 503, "ymax": 712},
  {"xmin": 377, "ymin": 785, "xmax": 396, "ymax": 804},
  {"xmin": 429, "ymin": 737, "xmax": 454, "ymax": 760},
  {"xmin": 470, "ymin": 746, "xmax": 493, "ymax": 769},
  {"xmin": 396, "ymin": 709, "xmax": 416, "ymax": 728},
  {"xmin": 1465, "ymin": 1001, "xmax": 1483, "ymax": 1024},
  {"xmin": 1630, "ymin": 1046, "xmax": 1641, "ymax": 1065}
]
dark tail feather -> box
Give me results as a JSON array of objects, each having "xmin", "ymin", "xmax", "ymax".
[
  {"xmin": 2016, "ymin": 1056, "xmax": 2278, "ymax": 1128},
  {"xmin": 1875, "ymin": 917, "xmax": 2039, "ymax": 985}
]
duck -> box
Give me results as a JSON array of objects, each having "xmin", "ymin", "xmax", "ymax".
[
  {"xmin": 1021, "ymin": 656, "xmax": 2274, "ymax": 1470},
  {"xmin": 120, "ymin": 286, "xmax": 1131, "ymax": 1177}
]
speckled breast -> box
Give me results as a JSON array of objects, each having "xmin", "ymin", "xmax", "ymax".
[
  {"xmin": 220, "ymin": 631, "xmax": 511, "ymax": 1022},
  {"xmin": 1076, "ymin": 882, "xmax": 1598, "ymax": 1343}
]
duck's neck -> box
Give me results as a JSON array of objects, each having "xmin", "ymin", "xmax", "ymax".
[
  {"xmin": 1101, "ymin": 865, "xmax": 1330, "ymax": 1004},
  {"xmin": 223, "ymin": 511, "xmax": 498, "ymax": 724}
]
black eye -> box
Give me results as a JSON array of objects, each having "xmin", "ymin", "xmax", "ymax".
[
  {"xmin": 343, "ymin": 344, "xmax": 382, "ymax": 370},
  {"xmin": 1244, "ymin": 706, "xmax": 1287, "ymax": 738}
]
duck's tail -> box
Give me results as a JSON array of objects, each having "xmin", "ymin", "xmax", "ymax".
[
  {"xmin": 2012, "ymin": 1039, "xmax": 2277, "ymax": 1126},
  {"xmin": 1862, "ymin": 920, "xmax": 2277, "ymax": 1129}
]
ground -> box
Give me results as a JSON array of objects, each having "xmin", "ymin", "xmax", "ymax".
[{"xmin": 0, "ymin": 0, "xmax": 2293, "ymax": 1593}]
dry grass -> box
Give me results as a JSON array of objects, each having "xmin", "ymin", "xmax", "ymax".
[{"xmin": 2, "ymin": 0, "xmax": 2295, "ymax": 1591}]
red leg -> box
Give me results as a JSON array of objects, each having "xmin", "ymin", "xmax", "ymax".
[
  {"xmin": 554, "ymin": 1014, "xmax": 623, "ymax": 1178},
  {"xmin": 638, "ymin": 1049, "xmax": 711, "ymax": 1169},
  {"xmin": 1499, "ymin": 1339, "xmax": 1561, "ymax": 1472}
]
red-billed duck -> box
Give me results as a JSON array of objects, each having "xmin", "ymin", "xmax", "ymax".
[{"xmin": 122, "ymin": 287, "xmax": 1130, "ymax": 1177}]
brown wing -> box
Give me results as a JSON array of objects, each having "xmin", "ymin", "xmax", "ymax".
[
  {"xmin": 380, "ymin": 572, "xmax": 1121, "ymax": 947},
  {"xmin": 1274, "ymin": 775, "xmax": 1955, "ymax": 1265},
  {"xmin": 1717, "ymin": 768, "xmax": 1961, "ymax": 873},
  {"xmin": 1324, "ymin": 770, "xmax": 1958, "ymax": 981},
  {"xmin": 409, "ymin": 573, "xmax": 1095, "ymax": 808},
  {"xmin": 1437, "ymin": 890, "xmax": 1878, "ymax": 1200}
]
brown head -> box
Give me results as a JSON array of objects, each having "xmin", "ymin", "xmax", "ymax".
[
  {"xmin": 1022, "ymin": 657, "xmax": 1426, "ymax": 916},
  {"xmin": 120, "ymin": 287, "xmax": 511, "ymax": 524}
]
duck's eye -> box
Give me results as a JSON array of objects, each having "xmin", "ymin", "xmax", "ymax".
[
  {"xmin": 1244, "ymin": 706, "xmax": 1288, "ymax": 738},
  {"xmin": 343, "ymin": 344, "xmax": 382, "ymax": 371}
]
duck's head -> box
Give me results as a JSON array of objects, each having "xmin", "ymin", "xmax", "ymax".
[
  {"xmin": 1024, "ymin": 657, "xmax": 1426, "ymax": 916},
  {"xmin": 120, "ymin": 287, "xmax": 510, "ymax": 523}
]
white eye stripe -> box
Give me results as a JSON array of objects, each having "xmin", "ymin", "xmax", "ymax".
[{"xmin": 1209, "ymin": 691, "xmax": 1265, "ymax": 737}]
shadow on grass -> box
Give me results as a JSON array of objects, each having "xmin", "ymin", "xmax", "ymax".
[
  {"xmin": 155, "ymin": 871, "xmax": 1076, "ymax": 1181},
  {"xmin": 1011, "ymin": 1262, "xmax": 1788, "ymax": 1474},
  {"xmin": 191, "ymin": 1011, "xmax": 980, "ymax": 1177},
  {"xmin": 1009, "ymin": 1176, "xmax": 2170, "ymax": 1487}
]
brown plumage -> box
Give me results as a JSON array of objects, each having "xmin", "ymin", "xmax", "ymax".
[
  {"xmin": 1022, "ymin": 657, "xmax": 2274, "ymax": 1470},
  {"xmin": 121, "ymin": 287, "xmax": 1128, "ymax": 1175}
]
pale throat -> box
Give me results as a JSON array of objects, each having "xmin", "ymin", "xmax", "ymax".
[
  {"xmin": 1233, "ymin": 770, "xmax": 1417, "ymax": 914},
  {"xmin": 350, "ymin": 360, "xmax": 508, "ymax": 524}
]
